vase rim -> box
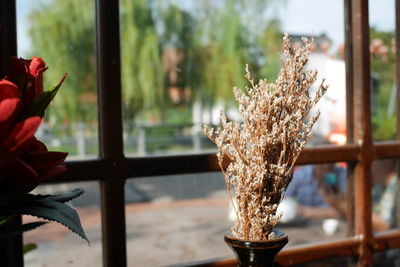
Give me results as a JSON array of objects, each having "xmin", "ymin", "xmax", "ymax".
[{"xmin": 224, "ymin": 229, "xmax": 288, "ymax": 249}]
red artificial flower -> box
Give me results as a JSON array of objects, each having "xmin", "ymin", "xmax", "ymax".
[
  {"xmin": 0, "ymin": 137, "xmax": 68, "ymax": 193},
  {"xmin": 8, "ymin": 56, "xmax": 48, "ymax": 105},
  {"xmin": 0, "ymin": 57, "xmax": 68, "ymax": 193}
]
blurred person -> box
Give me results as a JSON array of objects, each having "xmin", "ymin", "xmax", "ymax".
[
  {"xmin": 322, "ymin": 159, "xmax": 398, "ymax": 232},
  {"xmin": 371, "ymin": 159, "xmax": 398, "ymax": 231},
  {"xmin": 286, "ymin": 163, "xmax": 346, "ymax": 219},
  {"xmin": 371, "ymin": 160, "xmax": 399, "ymax": 267}
]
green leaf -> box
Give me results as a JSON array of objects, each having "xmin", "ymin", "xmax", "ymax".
[
  {"xmin": 23, "ymin": 243, "xmax": 38, "ymax": 254},
  {"xmin": 0, "ymin": 193, "xmax": 48, "ymax": 215},
  {"xmin": 0, "ymin": 221, "xmax": 48, "ymax": 239},
  {"xmin": 0, "ymin": 216, "xmax": 13, "ymax": 226},
  {"xmin": 0, "ymin": 189, "xmax": 88, "ymax": 244},
  {"xmin": 19, "ymin": 198, "xmax": 89, "ymax": 244},
  {"xmin": 17, "ymin": 74, "xmax": 66, "ymax": 120},
  {"xmin": 47, "ymin": 188, "xmax": 84, "ymax": 203}
]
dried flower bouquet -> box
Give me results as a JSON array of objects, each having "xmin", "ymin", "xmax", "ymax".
[{"xmin": 204, "ymin": 35, "xmax": 328, "ymax": 241}]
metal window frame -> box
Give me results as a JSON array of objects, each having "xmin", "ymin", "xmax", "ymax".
[{"xmin": 1, "ymin": 0, "xmax": 400, "ymax": 266}]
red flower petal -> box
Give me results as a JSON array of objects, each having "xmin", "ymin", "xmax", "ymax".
[
  {"xmin": 29, "ymin": 57, "xmax": 47, "ymax": 96},
  {"xmin": 22, "ymin": 151, "xmax": 68, "ymax": 173},
  {"xmin": 40, "ymin": 164, "xmax": 67, "ymax": 182},
  {"xmin": 0, "ymin": 98, "xmax": 20, "ymax": 122},
  {"xmin": 0, "ymin": 79, "xmax": 20, "ymax": 100},
  {"xmin": 23, "ymin": 74, "xmax": 36, "ymax": 104},
  {"xmin": 0, "ymin": 116, "xmax": 41, "ymax": 153},
  {"xmin": 29, "ymin": 57, "xmax": 47, "ymax": 76},
  {"xmin": 0, "ymin": 98, "xmax": 21, "ymax": 138},
  {"xmin": 0, "ymin": 147, "xmax": 16, "ymax": 168},
  {"xmin": 7, "ymin": 57, "xmax": 27, "ymax": 89},
  {"xmin": 28, "ymin": 137, "xmax": 47, "ymax": 152},
  {"xmin": 1, "ymin": 158, "xmax": 40, "ymax": 193}
]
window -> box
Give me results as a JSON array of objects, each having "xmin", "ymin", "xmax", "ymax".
[{"xmin": 1, "ymin": 0, "xmax": 400, "ymax": 266}]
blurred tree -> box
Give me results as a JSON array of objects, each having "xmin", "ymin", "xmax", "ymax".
[
  {"xmin": 153, "ymin": 2, "xmax": 200, "ymax": 122},
  {"xmin": 259, "ymin": 19, "xmax": 283, "ymax": 81},
  {"xmin": 198, "ymin": 0, "xmax": 252, "ymax": 109},
  {"xmin": 370, "ymin": 27, "xmax": 397, "ymax": 140},
  {"xmin": 192, "ymin": 0, "xmax": 283, "ymax": 112},
  {"xmin": 28, "ymin": 0, "xmax": 97, "ymax": 125},
  {"xmin": 27, "ymin": 0, "xmax": 283, "ymax": 126},
  {"xmin": 120, "ymin": 0, "xmax": 164, "ymax": 124}
]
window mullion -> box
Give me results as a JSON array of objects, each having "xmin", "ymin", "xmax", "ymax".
[
  {"xmin": 0, "ymin": 0, "xmax": 17, "ymax": 77},
  {"xmin": 351, "ymin": 0, "xmax": 374, "ymax": 265},
  {"xmin": 0, "ymin": 1, "xmax": 24, "ymax": 267},
  {"xmin": 95, "ymin": 0, "xmax": 126, "ymax": 266},
  {"xmin": 344, "ymin": 0, "xmax": 356, "ymax": 239},
  {"xmin": 395, "ymin": 0, "xmax": 400, "ymax": 247}
]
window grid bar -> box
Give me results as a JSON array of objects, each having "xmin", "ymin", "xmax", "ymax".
[
  {"xmin": 395, "ymin": 0, "xmax": 400, "ymax": 255},
  {"xmin": 344, "ymin": 1, "xmax": 355, "ymax": 145},
  {"xmin": 46, "ymin": 141, "xmax": 400, "ymax": 184},
  {"xmin": 186, "ymin": 229, "xmax": 400, "ymax": 267},
  {"xmin": 374, "ymin": 142, "xmax": 400, "ymax": 157},
  {"xmin": 58, "ymin": 159, "xmax": 110, "ymax": 182},
  {"xmin": 352, "ymin": 0, "xmax": 374, "ymax": 265},
  {"xmin": 374, "ymin": 230, "xmax": 400, "ymax": 251},
  {"xmin": 188, "ymin": 229, "xmax": 400, "ymax": 266},
  {"xmin": 124, "ymin": 145, "xmax": 361, "ymax": 178},
  {"xmin": 344, "ymin": 0, "xmax": 356, "ymax": 238},
  {"xmin": 276, "ymin": 237, "xmax": 360, "ymax": 266},
  {"xmin": 0, "ymin": 1, "xmax": 23, "ymax": 267},
  {"xmin": 0, "ymin": 0, "xmax": 16, "ymax": 77},
  {"xmin": 95, "ymin": 0, "xmax": 126, "ymax": 266}
]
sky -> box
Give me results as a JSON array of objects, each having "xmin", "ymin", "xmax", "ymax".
[
  {"xmin": 281, "ymin": 0, "xmax": 395, "ymax": 51},
  {"xmin": 16, "ymin": 0, "xmax": 396, "ymax": 56}
]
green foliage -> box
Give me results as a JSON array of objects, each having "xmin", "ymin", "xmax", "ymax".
[
  {"xmin": 0, "ymin": 216, "xmax": 12, "ymax": 225},
  {"xmin": 0, "ymin": 221, "xmax": 48, "ymax": 239},
  {"xmin": 27, "ymin": 0, "xmax": 282, "ymax": 126},
  {"xmin": 121, "ymin": 0, "xmax": 164, "ymax": 121},
  {"xmin": 47, "ymin": 188, "xmax": 84, "ymax": 203},
  {"xmin": 370, "ymin": 27, "xmax": 397, "ymax": 141},
  {"xmin": 259, "ymin": 19, "xmax": 283, "ymax": 81},
  {"xmin": 372, "ymin": 115, "xmax": 396, "ymax": 141},
  {"xmin": 198, "ymin": 0, "xmax": 250, "ymax": 107},
  {"xmin": 23, "ymin": 243, "xmax": 38, "ymax": 254},
  {"xmin": 0, "ymin": 189, "xmax": 88, "ymax": 243},
  {"xmin": 18, "ymin": 76, "xmax": 66, "ymax": 121},
  {"xmin": 28, "ymin": 0, "xmax": 97, "ymax": 124}
]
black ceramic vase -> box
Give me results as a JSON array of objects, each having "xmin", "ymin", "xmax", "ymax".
[{"xmin": 224, "ymin": 229, "xmax": 288, "ymax": 267}]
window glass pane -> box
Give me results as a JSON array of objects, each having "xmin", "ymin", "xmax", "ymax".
[
  {"xmin": 17, "ymin": 0, "xmax": 99, "ymax": 159},
  {"xmin": 125, "ymin": 173, "xmax": 231, "ymax": 266},
  {"xmin": 372, "ymin": 159, "xmax": 399, "ymax": 232},
  {"xmin": 125, "ymin": 164, "xmax": 349, "ymax": 265},
  {"xmin": 281, "ymin": 0, "xmax": 347, "ymax": 146},
  {"xmin": 374, "ymin": 249, "xmax": 400, "ymax": 266},
  {"xmin": 369, "ymin": 0, "xmax": 397, "ymax": 141},
  {"xmin": 120, "ymin": 0, "xmax": 347, "ymax": 157},
  {"xmin": 282, "ymin": 163, "xmax": 349, "ymax": 247},
  {"xmin": 24, "ymin": 182, "xmax": 102, "ymax": 266}
]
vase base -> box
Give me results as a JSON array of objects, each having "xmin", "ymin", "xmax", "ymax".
[{"xmin": 224, "ymin": 229, "xmax": 288, "ymax": 267}]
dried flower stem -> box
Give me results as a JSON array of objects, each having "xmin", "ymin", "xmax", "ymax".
[{"xmin": 204, "ymin": 35, "xmax": 328, "ymax": 241}]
